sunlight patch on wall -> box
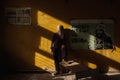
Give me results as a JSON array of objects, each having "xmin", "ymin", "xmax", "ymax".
[
  {"xmin": 39, "ymin": 36, "xmax": 51, "ymax": 53},
  {"xmin": 88, "ymin": 62, "xmax": 97, "ymax": 69},
  {"xmin": 90, "ymin": 46, "xmax": 120, "ymax": 71},
  {"xmin": 95, "ymin": 47, "xmax": 120, "ymax": 63},
  {"xmin": 35, "ymin": 52, "xmax": 55, "ymax": 71},
  {"xmin": 108, "ymin": 46, "xmax": 120, "ymax": 63},
  {"xmin": 37, "ymin": 10, "xmax": 70, "ymax": 33}
]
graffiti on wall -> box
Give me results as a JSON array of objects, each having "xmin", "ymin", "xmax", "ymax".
[{"xmin": 70, "ymin": 19, "xmax": 114, "ymax": 50}]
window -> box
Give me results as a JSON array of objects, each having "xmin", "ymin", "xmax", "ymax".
[{"xmin": 5, "ymin": 7, "xmax": 31, "ymax": 25}]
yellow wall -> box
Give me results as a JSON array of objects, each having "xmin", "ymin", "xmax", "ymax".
[{"xmin": 1, "ymin": 0, "xmax": 120, "ymax": 72}]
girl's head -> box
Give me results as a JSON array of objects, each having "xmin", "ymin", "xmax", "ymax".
[
  {"xmin": 57, "ymin": 24, "xmax": 64, "ymax": 32},
  {"xmin": 57, "ymin": 24, "xmax": 64, "ymax": 38}
]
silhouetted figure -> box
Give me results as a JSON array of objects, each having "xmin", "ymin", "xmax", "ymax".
[{"xmin": 51, "ymin": 25, "xmax": 67, "ymax": 75}]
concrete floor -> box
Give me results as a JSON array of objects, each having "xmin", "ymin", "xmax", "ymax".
[
  {"xmin": 0, "ymin": 60, "xmax": 120, "ymax": 80},
  {"xmin": 0, "ymin": 72, "xmax": 120, "ymax": 80}
]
